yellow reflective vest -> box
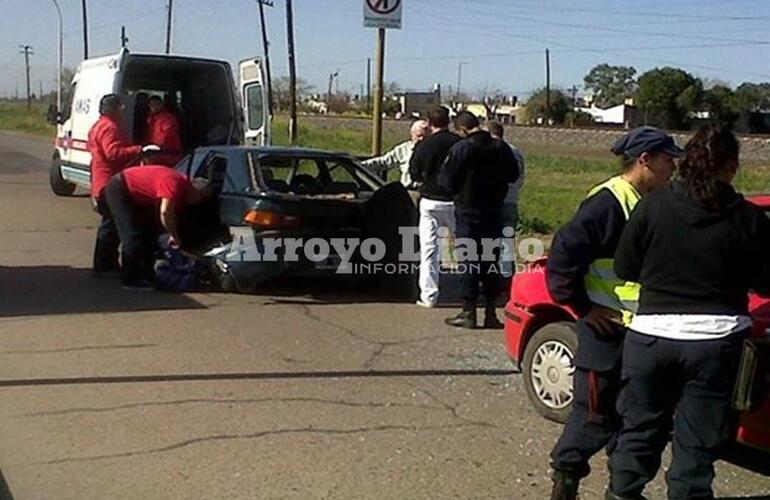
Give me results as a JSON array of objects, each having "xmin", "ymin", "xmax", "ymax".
[{"xmin": 583, "ymin": 176, "xmax": 641, "ymax": 325}]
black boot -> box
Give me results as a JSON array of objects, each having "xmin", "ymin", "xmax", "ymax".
[
  {"xmin": 482, "ymin": 303, "xmax": 504, "ymax": 329},
  {"xmin": 550, "ymin": 470, "xmax": 580, "ymax": 500},
  {"xmin": 445, "ymin": 303, "xmax": 477, "ymax": 329}
]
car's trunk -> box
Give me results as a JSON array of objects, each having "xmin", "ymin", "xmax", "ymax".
[
  {"xmin": 119, "ymin": 56, "xmax": 239, "ymax": 151},
  {"xmin": 178, "ymin": 182, "xmax": 415, "ymax": 293}
]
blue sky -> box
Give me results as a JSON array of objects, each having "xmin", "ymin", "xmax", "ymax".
[{"xmin": 1, "ymin": 0, "xmax": 770, "ymax": 99}]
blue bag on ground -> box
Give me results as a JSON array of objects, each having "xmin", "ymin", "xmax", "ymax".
[{"xmin": 154, "ymin": 234, "xmax": 201, "ymax": 292}]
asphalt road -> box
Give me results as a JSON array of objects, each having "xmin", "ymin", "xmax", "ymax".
[{"xmin": 0, "ymin": 132, "xmax": 768, "ymax": 500}]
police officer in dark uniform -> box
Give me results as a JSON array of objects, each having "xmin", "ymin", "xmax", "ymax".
[
  {"xmin": 546, "ymin": 127, "xmax": 683, "ymax": 500},
  {"xmin": 607, "ymin": 125, "xmax": 770, "ymax": 500},
  {"xmin": 438, "ymin": 111, "xmax": 519, "ymax": 328}
]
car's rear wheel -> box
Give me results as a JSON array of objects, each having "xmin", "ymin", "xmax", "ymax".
[
  {"xmin": 50, "ymin": 156, "xmax": 76, "ymax": 196},
  {"xmin": 522, "ymin": 321, "xmax": 578, "ymax": 424}
]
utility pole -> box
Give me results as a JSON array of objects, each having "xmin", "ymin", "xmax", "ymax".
[
  {"xmin": 366, "ymin": 58, "xmax": 371, "ymax": 115},
  {"xmin": 285, "ymin": 0, "xmax": 298, "ymax": 143},
  {"xmin": 335, "ymin": 69, "xmax": 340, "ymax": 94},
  {"xmin": 545, "ymin": 48, "xmax": 551, "ymax": 125},
  {"xmin": 51, "ymin": 0, "xmax": 63, "ymax": 113},
  {"xmin": 371, "ymin": 28, "xmax": 386, "ymax": 156},
  {"xmin": 121, "ymin": 26, "xmax": 129, "ymax": 48},
  {"xmin": 81, "ymin": 0, "xmax": 89, "ymax": 59},
  {"xmin": 39, "ymin": 80, "xmax": 43, "ymax": 100},
  {"xmin": 165, "ymin": 0, "xmax": 174, "ymax": 54},
  {"xmin": 570, "ymin": 84, "xmax": 578, "ymax": 107},
  {"xmin": 327, "ymin": 71, "xmax": 338, "ymax": 111},
  {"xmin": 19, "ymin": 45, "xmax": 33, "ymax": 109},
  {"xmin": 257, "ymin": 0, "xmax": 274, "ymax": 116},
  {"xmin": 456, "ymin": 61, "xmax": 468, "ymax": 101}
]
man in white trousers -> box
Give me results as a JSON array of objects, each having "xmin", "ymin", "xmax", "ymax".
[{"xmin": 409, "ymin": 107, "xmax": 460, "ymax": 307}]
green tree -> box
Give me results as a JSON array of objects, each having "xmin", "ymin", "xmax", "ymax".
[
  {"xmin": 636, "ymin": 67, "xmax": 702, "ymax": 129},
  {"xmin": 583, "ymin": 64, "xmax": 637, "ymax": 108},
  {"xmin": 525, "ymin": 88, "xmax": 571, "ymax": 125},
  {"xmin": 703, "ymin": 85, "xmax": 741, "ymax": 124},
  {"xmin": 735, "ymin": 82, "xmax": 770, "ymax": 113}
]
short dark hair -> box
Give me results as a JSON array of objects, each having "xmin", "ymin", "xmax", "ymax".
[
  {"xmin": 428, "ymin": 106, "xmax": 450, "ymax": 129},
  {"xmin": 99, "ymin": 94, "xmax": 121, "ymax": 116},
  {"xmin": 487, "ymin": 120, "xmax": 504, "ymax": 138},
  {"xmin": 148, "ymin": 95, "xmax": 163, "ymax": 104},
  {"xmin": 455, "ymin": 111, "xmax": 479, "ymax": 131}
]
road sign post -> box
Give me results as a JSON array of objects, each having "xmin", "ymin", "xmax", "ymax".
[{"xmin": 364, "ymin": 0, "xmax": 402, "ymax": 156}]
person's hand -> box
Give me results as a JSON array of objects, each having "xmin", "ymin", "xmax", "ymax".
[
  {"xmin": 584, "ymin": 305, "xmax": 623, "ymax": 335},
  {"xmin": 142, "ymin": 144, "xmax": 161, "ymax": 153},
  {"xmin": 167, "ymin": 235, "xmax": 181, "ymax": 249}
]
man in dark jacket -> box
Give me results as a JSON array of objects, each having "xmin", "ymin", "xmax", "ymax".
[
  {"xmin": 438, "ymin": 111, "xmax": 519, "ymax": 328},
  {"xmin": 409, "ymin": 107, "xmax": 461, "ymax": 307}
]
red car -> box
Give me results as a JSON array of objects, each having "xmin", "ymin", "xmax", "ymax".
[{"xmin": 503, "ymin": 195, "xmax": 770, "ymax": 475}]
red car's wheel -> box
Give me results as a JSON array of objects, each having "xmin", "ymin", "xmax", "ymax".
[{"xmin": 522, "ymin": 321, "xmax": 578, "ymax": 424}]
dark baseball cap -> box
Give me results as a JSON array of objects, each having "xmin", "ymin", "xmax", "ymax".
[{"xmin": 611, "ymin": 126, "xmax": 684, "ymax": 158}]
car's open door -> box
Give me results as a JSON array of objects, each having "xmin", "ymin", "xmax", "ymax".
[{"xmin": 239, "ymin": 58, "xmax": 270, "ymax": 147}]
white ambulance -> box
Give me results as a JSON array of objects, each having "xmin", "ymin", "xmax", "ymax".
[{"xmin": 49, "ymin": 48, "xmax": 269, "ymax": 195}]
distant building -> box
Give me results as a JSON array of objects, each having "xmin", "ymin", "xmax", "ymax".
[
  {"xmin": 577, "ymin": 98, "xmax": 639, "ymax": 128},
  {"xmin": 464, "ymin": 99, "xmax": 526, "ymax": 124},
  {"xmin": 395, "ymin": 84, "xmax": 441, "ymax": 118}
]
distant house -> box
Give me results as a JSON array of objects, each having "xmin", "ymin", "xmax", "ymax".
[
  {"xmin": 464, "ymin": 98, "xmax": 526, "ymax": 124},
  {"xmin": 577, "ymin": 98, "xmax": 639, "ymax": 128},
  {"xmin": 395, "ymin": 85, "xmax": 441, "ymax": 118}
]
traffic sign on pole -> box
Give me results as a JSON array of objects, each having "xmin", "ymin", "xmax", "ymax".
[{"xmin": 364, "ymin": 0, "xmax": 402, "ymax": 30}]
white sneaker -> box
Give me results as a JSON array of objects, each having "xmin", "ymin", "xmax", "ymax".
[{"xmin": 415, "ymin": 299, "xmax": 435, "ymax": 308}]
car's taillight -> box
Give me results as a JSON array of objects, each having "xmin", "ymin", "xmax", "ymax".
[{"xmin": 243, "ymin": 209, "xmax": 299, "ymax": 229}]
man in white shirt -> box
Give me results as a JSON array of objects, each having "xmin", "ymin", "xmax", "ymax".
[
  {"xmin": 488, "ymin": 121, "xmax": 525, "ymax": 277},
  {"xmin": 363, "ymin": 120, "xmax": 429, "ymax": 188}
]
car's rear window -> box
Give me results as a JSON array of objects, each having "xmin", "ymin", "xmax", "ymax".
[{"xmin": 252, "ymin": 154, "xmax": 376, "ymax": 196}]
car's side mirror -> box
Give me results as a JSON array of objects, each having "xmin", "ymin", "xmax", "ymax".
[{"xmin": 46, "ymin": 104, "xmax": 63, "ymax": 125}]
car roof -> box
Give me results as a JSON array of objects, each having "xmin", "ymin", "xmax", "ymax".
[{"xmin": 195, "ymin": 145, "xmax": 357, "ymax": 159}]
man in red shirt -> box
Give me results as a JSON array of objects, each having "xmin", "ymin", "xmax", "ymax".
[
  {"xmin": 146, "ymin": 96, "xmax": 184, "ymax": 166},
  {"xmin": 104, "ymin": 165, "xmax": 212, "ymax": 289},
  {"xmin": 88, "ymin": 94, "xmax": 159, "ymax": 274}
]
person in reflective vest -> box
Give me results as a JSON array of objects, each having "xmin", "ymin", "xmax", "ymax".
[{"xmin": 545, "ymin": 127, "xmax": 684, "ymax": 500}]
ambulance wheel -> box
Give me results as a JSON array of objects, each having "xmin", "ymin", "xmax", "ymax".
[
  {"xmin": 522, "ymin": 321, "xmax": 578, "ymax": 424},
  {"xmin": 50, "ymin": 156, "xmax": 76, "ymax": 196}
]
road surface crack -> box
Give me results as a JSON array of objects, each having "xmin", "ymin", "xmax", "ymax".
[
  {"xmin": 17, "ymin": 396, "xmax": 445, "ymax": 417},
  {"xmin": 25, "ymin": 423, "xmax": 488, "ymax": 466}
]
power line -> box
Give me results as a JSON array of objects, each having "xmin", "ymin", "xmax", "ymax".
[
  {"xmin": 416, "ymin": 1, "xmax": 770, "ymax": 46},
  {"xmin": 434, "ymin": 0, "xmax": 770, "ymax": 22}
]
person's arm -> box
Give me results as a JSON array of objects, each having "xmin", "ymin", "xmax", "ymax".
[
  {"xmin": 159, "ymin": 198, "xmax": 181, "ymax": 248},
  {"xmin": 614, "ymin": 199, "xmax": 648, "ymax": 283},
  {"xmin": 501, "ymin": 143, "xmax": 520, "ymax": 185},
  {"xmin": 363, "ymin": 143, "xmax": 402, "ymax": 172},
  {"xmin": 102, "ymin": 126, "xmax": 143, "ymax": 164},
  {"xmin": 749, "ymin": 208, "xmax": 770, "ymax": 297},
  {"xmin": 408, "ymin": 142, "xmax": 426, "ymax": 182},
  {"xmin": 438, "ymin": 142, "xmax": 469, "ymax": 195},
  {"xmin": 513, "ymin": 149, "xmax": 525, "ymax": 186},
  {"xmin": 546, "ymin": 190, "xmax": 625, "ymax": 316}
]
